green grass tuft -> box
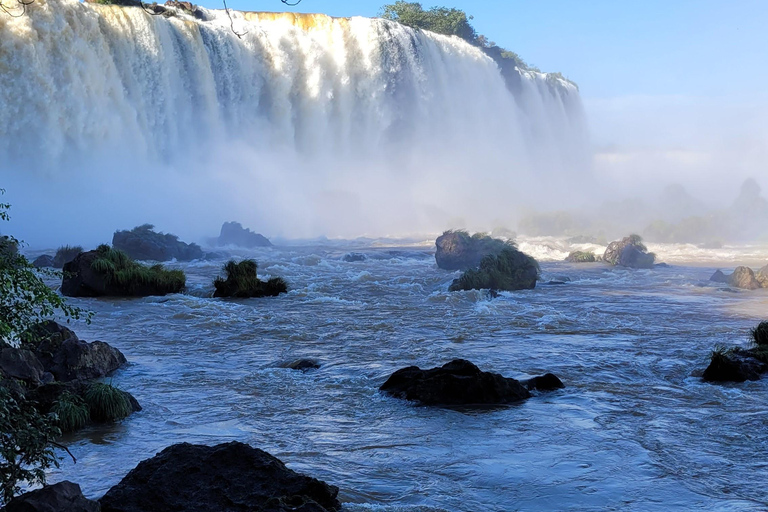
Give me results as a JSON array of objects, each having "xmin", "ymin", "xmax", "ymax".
[
  {"xmin": 449, "ymin": 247, "xmax": 539, "ymax": 292},
  {"xmin": 90, "ymin": 245, "xmax": 185, "ymax": 295},
  {"xmin": 566, "ymin": 251, "xmax": 596, "ymax": 263},
  {"xmin": 53, "ymin": 245, "xmax": 84, "ymax": 268},
  {"xmin": 214, "ymin": 259, "xmax": 288, "ymax": 298},
  {"xmin": 84, "ymin": 383, "xmax": 132, "ymax": 423},
  {"xmin": 51, "ymin": 392, "xmax": 90, "ymax": 432},
  {"xmin": 750, "ymin": 321, "xmax": 768, "ymax": 347}
]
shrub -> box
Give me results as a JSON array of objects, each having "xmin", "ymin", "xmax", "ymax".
[
  {"xmin": 84, "ymin": 383, "xmax": 132, "ymax": 423},
  {"xmin": 213, "ymin": 260, "xmax": 288, "ymax": 298},
  {"xmin": 566, "ymin": 251, "xmax": 596, "ymax": 263},
  {"xmin": 90, "ymin": 245, "xmax": 185, "ymax": 295},
  {"xmin": 51, "ymin": 392, "xmax": 90, "ymax": 433},
  {"xmin": 53, "ymin": 245, "xmax": 84, "ymax": 268},
  {"xmin": 750, "ymin": 321, "xmax": 768, "ymax": 347},
  {"xmin": 449, "ymin": 247, "xmax": 539, "ymax": 292}
]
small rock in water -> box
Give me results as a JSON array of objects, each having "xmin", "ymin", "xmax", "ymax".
[
  {"xmin": 32, "ymin": 254, "xmax": 55, "ymax": 268},
  {"xmin": 285, "ymin": 359, "xmax": 321, "ymax": 371},
  {"xmin": 710, "ymin": 270, "xmax": 730, "ymax": 283},
  {"xmin": 523, "ymin": 373, "xmax": 565, "ymax": 391},
  {"xmin": 342, "ymin": 252, "xmax": 366, "ymax": 262},
  {"xmin": 702, "ymin": 348, "xmax": 768, "ymax": 383}
]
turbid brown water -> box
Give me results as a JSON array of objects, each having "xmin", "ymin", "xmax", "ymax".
[{"xmin": 41, "ymin": 240, "xmax": 768, "ymax": 511}]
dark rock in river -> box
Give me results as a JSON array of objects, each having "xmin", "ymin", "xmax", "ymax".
[
  {"xmin": 213, "ymin": 259, "xmax": 287, "ymax": 298},
  {"xmin": 4, "ymin": 481, "xmax": 101, "ymax": 512},
  {"xmin": 523, "ymin": 373, "xmax": 565, "ymax": 392},
  {"xmin": 113, "ymin": 224, "xmax": 203, "ymax": 262},
  {"xmin": 449, "ymin": 247, "xmax": 538, "ymax": 292},
  {"xmin": 710, "ymin": 270, "xmax": 730, "ymax": 284},
  {"xmin": 32, "ymin": 254, "xmax": 55, "ymax": 268},
  {"xmin": 603, "ymin": 234, "xmax": 655, "ymax": 269},
  {"xmin": 217, "ymin": 221, "xmax": 272, "ymax": 248},
  {"xmin": 0, "ymin": 347, "xmax": 45, "ymax": 386},
  {"xmin": 342, "ymin": 252, "xmax": 366, "ymax": 262},
  {"xmin": 380, "ymin": 359, "xmax": 562, "ymax": 406},
  {"xmin": 285, "ymin": 359, "xmax": 321, "ymax": 371},
  {"xmin": 99, "ymin": 442, "xmax": 341, "ymax": 512},
  {"xmin": 435, "ymin": 230, "xmax": 509, "ymax": 271},
  {"xmin": 31, "ymin": 335, "xmax": 127, "ymax": 382},
  {"xmin": 728, "ymin": 266, "xmax": 761, "ymax": 290},
  {"xmin": 702, "ymin": 348, "xmax": 768, "ymax": 382}
]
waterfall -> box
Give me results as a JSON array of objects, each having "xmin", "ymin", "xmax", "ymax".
[{"xmin": 0, "ymin": 0, "xmax": 589, "ymax": 242}]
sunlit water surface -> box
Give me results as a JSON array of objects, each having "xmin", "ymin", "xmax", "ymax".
[{"xmin": 41, "ymin": 240, "xmax": 768, "ymax": 511}]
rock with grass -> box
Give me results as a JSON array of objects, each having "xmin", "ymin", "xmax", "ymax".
[
  {"xmin": 603, "ymin": 234, "xmax": 655, "ymax": 269},
  {"xmin": 32, "ymin": 254, "xmax": 55, "ymax": 268},
  {"xmin": 99, "ymin": 442, "xmax": 341, "ymax": 512},
  {"xmin": 449, "ymin": 247, "xmax": 538, "ymax": 292},
  {"xmin": 565, "ymin": 250, "xmax": 596, "ymax": 263},
  {"xmin": 703, "ymin": 321, "xmax": 768, "ymax": 383},
  {"xmin": 213, "ymin": 259, "xmax": 287, "ymax": 298},
  {"xmin": 53, "ymin": 245, "xmax": 84, "ymax": 268},
  {"xmin": 3, "ymin": 480, "xmax": 101, "ymax": 512},
  {"xmin": 380, "ymin": 359, "xmax": 562, "ymax": 407},
  {"xmin": 285, "ymin": 359, "xmax": 320, "ymax": 371},
  {"xmin": 113, "ymin": 224, "xmax": 203, "ymax": 262},
  {"xmin": 217, "ymin": 222, "xmax": 272, "ymax": 248},
  {"xmin": 61, "ymin": 245, "xmax": 185, "ymax": 297},
  {"xmin": 435, "ymin": 230, "xmax": 510, "ymax": 271},
  {"xmin": 0, "ymin": 347, "xmax": 46, "ymax": 386}
]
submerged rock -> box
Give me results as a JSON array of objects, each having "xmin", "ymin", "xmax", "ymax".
[
  {"xmin": 603, "ymin": 235, "xmax": 655, "ymax": 269},
  {"xmin": 113, "ymin": 224, "xmax": 203, "ymax": 262},
  {"xmin": 342, "ymin": 252, "xmax": 366, "ymax": 262},
  {"xmin": 4, "ymin": 481, "xmax": 100, "ymax": 512},
  {"xmin": 702, "ymin": 348, "xmax": 768, "ymax": 382},
  {"xmin": 523, "ymin": 373, "xmax": 566, "ymax": 392},
  {"xmin": 380, "ymin": 359, "xmax": 562, "ymax": 406},
  {"xmin": 217, "ymin": 221, "xmax": 272, "ymax": 248},
  {"xmin": 99, "ymin": 442, "xmax": 341, "ymax": 512},
  {"xmin": 449, "ymin": 247, "xmax": 538, "ymax": 292},
  {"xmin": 435, "ymin": 231, "xmax": 509, "ymax": 271},
  {"xmin": 32, "ymin": 254, "xmax": 55, "ymax": 268},
  {"xmin": 285, "ymin": 359, "xmax": 321, "ymax": 371}
]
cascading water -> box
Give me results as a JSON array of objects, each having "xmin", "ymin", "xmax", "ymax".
[{"xmin": 0, "ymin": 0, "xmax": 589, "ymax": 243}]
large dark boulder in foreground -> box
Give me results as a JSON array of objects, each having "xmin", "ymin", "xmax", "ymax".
[
  {"xmin": 603, "ymin": 234, "xmax": 655, "ymax": 269},
  {"xmin": 702, "ymin": 348, "xmax": 768, "ymax": 382},
  {"xmin": 99, "ymin": 442, "xmax": 341, "ymax": 512},
  {"xmin": 113, "ymin": 224, "xmax": 203, "ymax": 262},
  {"xmin": 380, "ymin": 359, "xmax": 563, "ymax": 406},
  {"xmin": 213, "ymin": 259, "xmax": 287, "ymax": 298},
  {"xmin": 4, "ymin": 481, "xmax": 101, "ymax": 512},
  {"xmin": 449, "ymin": 247, "xmax": 538, "ymax": 292},
  {"xmin": 62, "ymin": 246, "xmax": 185, "ymax": 298},
  {"xmin": 217, "ymin": 221, "xmax": 272, "ymax": 248},
  {"xmin": 435, "ymin": 231, "xmax": 509, "ymax": 271}
]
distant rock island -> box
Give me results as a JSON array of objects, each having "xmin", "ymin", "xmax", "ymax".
[{"xmin": 216, "ymin": 222, "xmax": 272, "ymax": 248}]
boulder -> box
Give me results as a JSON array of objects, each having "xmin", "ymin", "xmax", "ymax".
[
  {"xmin": 380, "ymin": 359, "xmax": 562, "ymax": 406},
  {"xmin": 702, "ymin": 348, "xmax": 768, "ymax": 382},
  {"xmin": 757, "ymin": 264, "xmax": 768, "ymax": 288},
  {"xmin": 99, "ymin": 442, "xmax": 341, "ymax": 512},
  {"xmin": 0, "ymin": 348, "xmax": 45, "ymax": 386},
  {"xmin": 565, "ymin": 251, "xmax": 596, "ymax": 263},
  {"xmin": 113, "ymin": 224, "xmax": 203, "ymax": 262},
  {"xmin": 34, "ymin": 338, "xmax": 127, "ymax": 383},
  {"xmin": 32, "ymin": 254, "xmax": 55, "ymax": 268},
  {"xmin": 728, "ymin": 266, "xmax": 761, "ymax": 290},
  {"xmin": 603, "ymin": 235, "xmax": 655, "ymax": 268},
  {"xmin": 4, "ymin": 481, "xmax": 101, "ymax": 512},
  {"xmin": 434, "ymin": 231, "xmax": 508, "ymax": 271},
  {"xmin": 449, "ymin": 247, "xmax": 538, "ymax": 292},
  {"xmin": 523, "ymin": 373, "xmax": 565, "ymax": 392},
  {"xmin": 710, "ymin": 270, "xmax": 730, "ymax": 284},
  {"xmin": 217, "ymin": 222, "xmax": 272, "ymax": 248},
  {"xmin": 213, "ymin": 260, "xmax": 287, "ymax": 298},
  {"xmin": 342, "ymin": 252, "xmax": 366, "ymax": 262}
]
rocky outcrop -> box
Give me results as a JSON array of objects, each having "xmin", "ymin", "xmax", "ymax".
[
  {"xmin": 4, "ymin": 481, "xmax": 101, "ymax": 512},
  {"xmin": 216, "ymin": 222, "xmax": 272, "ymax": 248},
  {"xmin": 710, "ymin": 265, "xmax": 768, "ymax": 290},
  {"xmin": 565, "ymin": 251, "xmax": 596, "ymax": 263},
  {"xmin": 449, "ymin": 247, "xmax": 538, "ymax": 292},
  {"xmin": 380, "ymin": 359, "xmax": 563, "ymax": 406},
  {"xmin": 603, "ymin": 235, "xmax": 655, "ymax": 269},
  {"xmin": 113, "ymin": 224, "xmax": 203, "ymax": 262},
  {"xmin": 213, "ymin": 260, "xmax": 287, "ymax": 298},
  {"xmin": 758, "ymin": 264, "xmax": 768, "ymax": 287},
  {"xmin": 702, "ymin": 348, "xmax": 768, "ymax": 382},
  {"xmin": 709, "ymin": 270, "xmax": 730, "ymax": 284},
  {"xmin": 99, "ymin": 442, "xmax": 341, "ymax": 512},
  {"xmin": 0, "ymin": 347, "xmax": 46, "ymax": 386},
  {"xmin": 435, "ymin": 231, "xmax": 509, "ymax": 271},
  {"xmin": 32, "ymin": 254, "xmax": 55, "ymax": 268}
]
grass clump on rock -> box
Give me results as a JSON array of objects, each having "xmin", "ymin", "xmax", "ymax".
[
  {"xmin": 565, "ymin": 250, "xmax": 596, "ymax": 263},
  {"xmin": 84, "ymin": 382, "xmax": 132, "ymax": 423},
  {"xmin": 449, "ymin": 247, "xmax": 539, "ymax": 292},
  {"xmin": 89, "ymin": 244, "xmax": 185, "ymax": 295},
  {"xmin": 51, "ymin": 392, "xmax": 90, "ymax": 433},
  {"xmin": 213, "ymin": 259, "xmax": 287, "ymax": 298},
  {"xmin": 53, "ymin": 245, "xmax": 83, "ymax": 268},
  {"xmin": 750, "ymin": 321, "xmax": 768, "ymax": 347}
]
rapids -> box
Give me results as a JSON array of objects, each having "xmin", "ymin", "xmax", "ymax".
[{"xmin": 39, "ymin": 239, "xmax": 768, "ymax": 511}]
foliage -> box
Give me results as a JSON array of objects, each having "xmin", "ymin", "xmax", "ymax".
[
  {"xmin": 0, "ymin": 191, "xmax": 91, "ymax": 348},
  {"xmin": 449, "ymin": 247, "xmax": 539, "ymax": 292},
  {"xmin": 566, "ymin": 251, "xmax": 596, "ymax": 263},
  {"xmin": 84, "ymin": 383, "xmax": 132, "ymax": 423},
  {"xmin": 0, "ymin": 387, "xmax": 61, "ymax": 505},
  {"xmin": 213, "ymin": 259, "xmax": 288, "ymax": 298},
  {"xmin": 53, "ymin": 245, "xmax": 84, "ymax": 269},
  {"xmin": 750, "ymin": 321, "xmax": 768, "ymax": 347},
  {"xmin": 51, "ymin": 392, "xmax": 90, "ymax": 433},
  {"xmin": 380, "ymin": 1, "xmax": 476, "ymax": 41},
  {"xmin": 90, "ymin": 244, "xmax": 186, "ymax": 294}
]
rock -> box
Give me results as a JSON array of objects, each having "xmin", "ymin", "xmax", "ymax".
[
  {"xmin": 32, "ymin": 254, "xmax": 55, "ymax": 268},
  {"xmin": 34, "ymin": 338, "xmax": 127, "ymax": 383},
  {"xmin": 523, "ymin": 373, "xmax": 565, "ymax": 391},
  {"xmin": 757, "ymin": 264, "xmax": 768, "ymax": 288},
  {"xmin": 22, "ymin": 320, "xmax": 78, "ymax": 345},
  {"xmin": 603, "ymin": 235, "xmax": 655, "ymax": 268},
  {"xmin": 61, "ymin": 249, "xmax": 184, "ymax": 297},
  {"xmin": 113, "ymin": 224, "xmax": 203, "ymax": 262},
  {"xmin": 217, "ymin": 222, "xmax": 272, "ymax": 248},
  {"xmin": 434, "ymin": 231, "xmax": 509, "ymax": 271},
  {"xmin": 0, "ymin": 348, "xmax": 44, "ymax": 386},
  {"xmin": 342, "ymin": 252, "xmax": 366, "ymax": 262},
  {"xmin": 702, "ymin": 348, "xmax": 768, "ymax": 382},
  {"xmin": 728, "ymin": 266, "xmax": 761, "ymax": 290},
  {"xmin": 54, "ymin": 246, "xmax": 84, "ymax": 269},
  {"xmin": 213, "ymin": 260, "xmax": 287, "ymax": 298},
  {"xmin": 565, "ymin": 251, "xmax": 596, "ymax": 263},
  {"xmin": 710, "ymin": 270, "xmax": 730, "ymax": 284},
  {"xmin": 4, "ymin": 481, "xmax": 101, "ymax": 512},
  {"xmin": 285, "ymin": 359, "xmax": 320, "ymax": 371},
  {"xmin": 99, "ymin": 442, "xmax": 341, "ymax": 512},
  {"xmin": 449, "ymin": 247, "xmax": 538, "ymax": 292},
  {"xmin": 380, "ymin": 359, "xmax": 552, "ymax": 406},
  {"xmin": 203, "ymin": 251, "xmax": 227, "ymax": 261}
]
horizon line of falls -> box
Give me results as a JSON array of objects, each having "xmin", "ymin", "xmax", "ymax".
[{"xmin": 0, "ymin": 0, "xmax": 590, "ymax": 244}]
